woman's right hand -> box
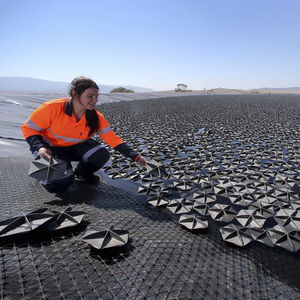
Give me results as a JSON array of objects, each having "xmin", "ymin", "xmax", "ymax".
[
  {"xmin": 136, "ymin": 156, "xmax": 147, "ymax": 168},
  {"xmin": 38, "ymin": 147, "xmax": 52, "ymax": 160}
]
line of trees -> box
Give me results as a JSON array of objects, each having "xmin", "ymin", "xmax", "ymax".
[
  {"xmin": 110, "ymin": 87, "xmax": 134, "ymax": 93},
  {"xmin": 175, "ymin": 83, "xmax": 191, "ymax": 92},
  {"xmin": 110, "ymin": 84, "xmax": 192, "ymax": 93}
]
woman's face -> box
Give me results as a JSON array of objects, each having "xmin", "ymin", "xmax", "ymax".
[{"xmin": 75, "ymin": 87, "xmax": 99, "ymax": 110}]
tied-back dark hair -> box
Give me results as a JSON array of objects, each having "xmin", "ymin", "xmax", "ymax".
[{"xmin": 69, "ymin": 76, "xmax": 99, "ymax": 136}]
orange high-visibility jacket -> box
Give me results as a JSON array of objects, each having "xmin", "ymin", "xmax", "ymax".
[{"xmin": 21, "ymin": 98, "xmax": 124, "ymax": 148}]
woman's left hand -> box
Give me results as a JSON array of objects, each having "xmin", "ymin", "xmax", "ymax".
[{"xmin": 137, "ymin": 156, "xmax": 147, "ymax": 168}]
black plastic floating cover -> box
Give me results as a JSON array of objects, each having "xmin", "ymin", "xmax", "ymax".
[
  {"xmin": 147, "ymin": 195, "xmax": 169, "ymax": 207},
  {"xmin": 47, "ymin": 207, "xmax": 85, "ymax": 231},
  {"xmin": 145, "ymin": 160, "xmax": 169, "ymax": 179},
  {"xmin": 220, "ymin": 224, "xmax": 253, "ymax": 247},
  {"xmin": 235, "ymin": 209, "xmax": 267, "ymax": 229},
  {"xmin": 82, "ymin": 225, "xmax": 129, "ymax": 249},
  {"xmin": 247, "ymin": 227, "xmax": 274, "ymax": 247},
  {"xmin": 267, "ymin": 224, "xmax": 300, "ymax": 252},
  {"xmin": 209, "ymin": 204, "xmax": 236, "ymax": 223},
  {"xmin": 0, "ymin": 208, "xmax": 54, "ymax": 238},
  {"xmin": 179, "ymin": 214, "xmax": 208, "ymax": 230},
  {"xmin": 28, "ymin": 157, "xmax": 68, "ymax": 183},
  {"xmin": 167, "ymin": 198, "xmax": 193, "ymax": 214}
]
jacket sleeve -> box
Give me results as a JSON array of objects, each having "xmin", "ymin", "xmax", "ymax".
[
  {"xmin": 97, "ymin": 112, "xmax": 125, "ymax": 148},
  {"xmin": 96, "ymin": 112, "xmax": 139, "ymax": 160},
  {"xmin": 26, "ymin": 135, "xmax": 49, "ymax": 153},
  {"xmin": 21, "ymin": 102, "xmax": 54, "ymax": 139},
  {"xmin": 21, "ymin": 101, "xmax": 54, "ymax": 152},
  {"xmin": 114, "ymin": 142, "xmax": 139, "ymax": 160}
]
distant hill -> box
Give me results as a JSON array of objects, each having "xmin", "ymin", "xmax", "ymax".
[
  {"xmin": 259, "ymin": 87, "xmax": 300, "ymax": 91},
  {"xmin": 196, "ymin": 87, "xmax": 300, "ymax": 94},
  {"xmin": 254, "ymin": 87, "xmax": 300, "ymax": 94},
  {"xmin": 0, "ymin": 77, "xmax": 153, "ymax": 93}
]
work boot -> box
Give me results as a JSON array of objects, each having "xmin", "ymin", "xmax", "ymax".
[
  {"xmin": 74, "ymin": 168, "xmax": 100, "ymax": 183},
  {"xmin": 40, "ymin": 174, "xmax": 75, "ymax": 192}
]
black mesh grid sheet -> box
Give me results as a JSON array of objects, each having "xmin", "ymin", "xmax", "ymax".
[{"xmin": 0, "ymin": 158, "xmax": 299, "ymax": 299}]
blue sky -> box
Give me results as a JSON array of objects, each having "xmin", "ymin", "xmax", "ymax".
[{"xmin": 1, "ymin": 0, "xmax": 300, "ymax": 91}]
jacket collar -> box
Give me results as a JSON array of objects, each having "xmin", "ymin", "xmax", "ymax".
[{"xmin": 65, "ymin": 99, "xmax": 73, "ymax": 116}]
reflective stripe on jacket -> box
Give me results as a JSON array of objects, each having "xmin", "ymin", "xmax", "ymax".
[{"xmin": 21, "ymin": 98, "xmax": 124, "ymax": 148}]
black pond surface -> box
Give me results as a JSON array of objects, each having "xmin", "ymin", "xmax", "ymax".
[
  {"xmin": 97, "ymin": 94, "xmax": 300, "ymax": 247},
  {"xmin": 0, "ymin": 93, "xmax": 299, "ymax": 299}
]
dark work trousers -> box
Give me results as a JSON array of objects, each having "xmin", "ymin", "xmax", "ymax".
[{"xmin": 43, "ymin": 139, "xmax": 110, "ymax": 192}]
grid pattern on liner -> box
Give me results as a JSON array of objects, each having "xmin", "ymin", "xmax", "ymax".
[{"xmin": 0, "ymin": 158, "xmax": 300, "ymax": 299}]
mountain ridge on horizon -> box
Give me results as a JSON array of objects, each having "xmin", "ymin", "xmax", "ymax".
[
  {"xmin": 258, "ymin": 86, "xmax": 300, "ymax": 90},
  {"xmin": 192, "ymin": 86, "xmax": 300, "ymax": 94},
  {"xmin": 0, "ymin": 76, "xmax": 299, "ymax": 94},
  {"xmin": 0, "ymin": 76, "xmax": 154, "ymax": 93}
]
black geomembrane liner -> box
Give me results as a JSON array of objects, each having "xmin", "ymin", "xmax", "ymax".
[{"xmin": 1, "ymin": 94, "xmax": 300, "ymax": 299}]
